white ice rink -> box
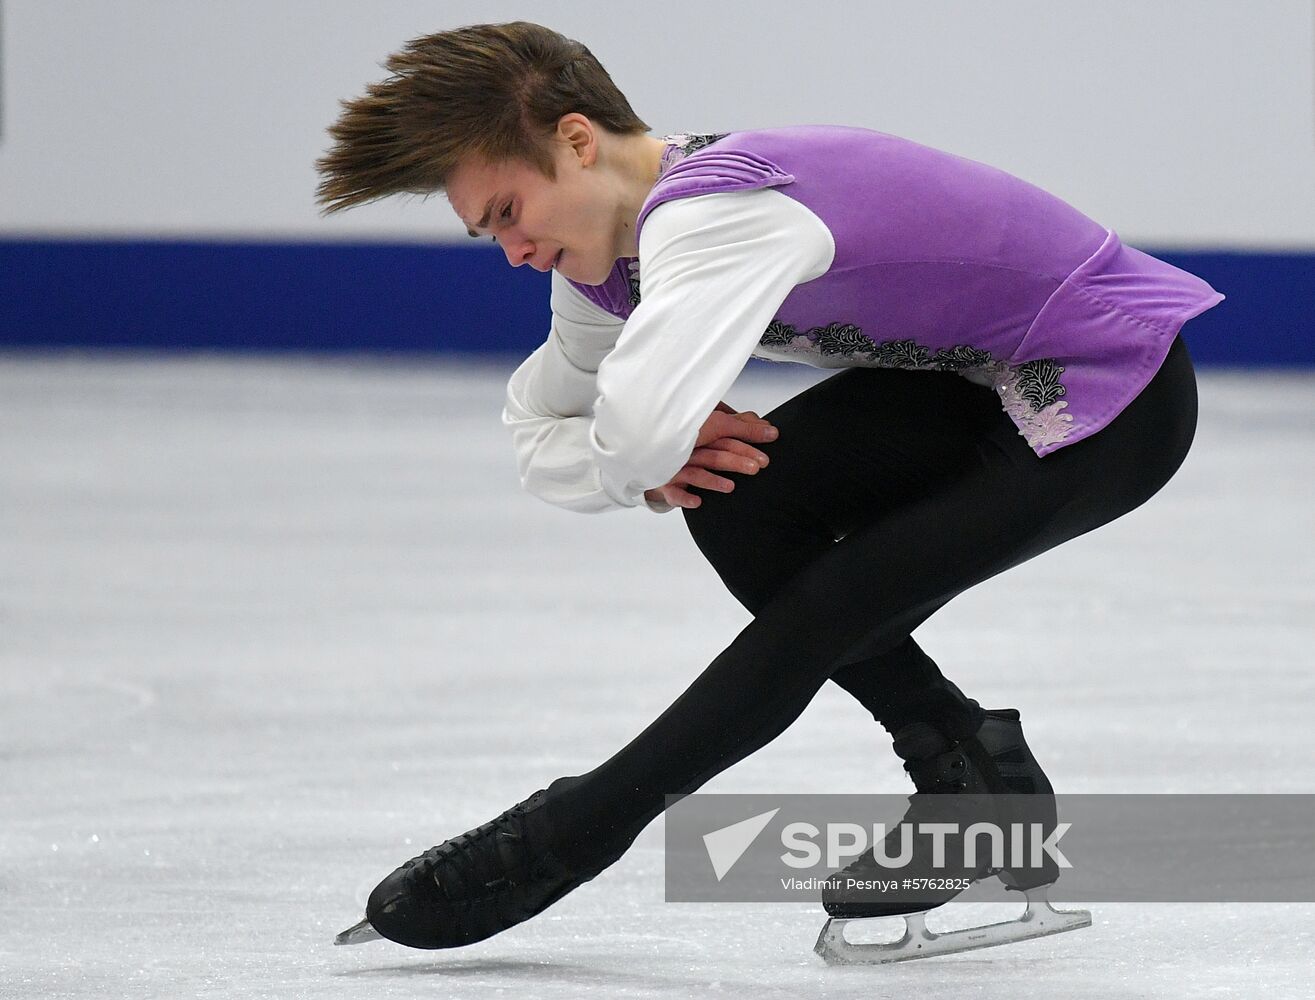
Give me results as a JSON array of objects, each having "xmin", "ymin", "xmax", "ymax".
[{"xmin": 2, "ymin": 353, "xmax": 1312, "ymax": 999}]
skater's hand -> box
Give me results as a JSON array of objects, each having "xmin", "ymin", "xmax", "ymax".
[{"xmin": 644, "ymin": 402, "xmax": 778, "ymax": 510}]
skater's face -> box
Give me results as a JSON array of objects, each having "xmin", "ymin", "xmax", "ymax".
[{"xmin": 447, "ymin": 115, "xmax": 627, "ymax": 286}]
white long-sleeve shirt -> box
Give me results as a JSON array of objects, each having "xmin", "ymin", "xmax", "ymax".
[{"xmin": 501, "ymin": 187, "xmax": 835, "ymax": 513}]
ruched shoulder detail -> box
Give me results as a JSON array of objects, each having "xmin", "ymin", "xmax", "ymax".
[{"xmin": 637, "ymin": 151, "xmax": 795, "ymax": 235}]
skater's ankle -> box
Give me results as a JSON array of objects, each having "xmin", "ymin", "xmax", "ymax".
[
  {"xmin": 881, "ymin": 699, "xmax": 986, "ymax": 744},
  {"xmin": 541, "ymin": 775, "xmax": 635, "ymax": 873}
]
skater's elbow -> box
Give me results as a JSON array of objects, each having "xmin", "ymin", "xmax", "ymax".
[{"xmin": 591, "ymin": 407, "xmax": 691, "ymax": 500}]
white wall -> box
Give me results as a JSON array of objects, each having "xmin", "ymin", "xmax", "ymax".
[{"xmin": 1, "ymin": 0, "xmax": 1311, "ymax": 248}]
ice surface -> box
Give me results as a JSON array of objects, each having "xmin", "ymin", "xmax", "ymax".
[{"xmin": 1, "ymin": 353, "xmax": 1312, "ymax": 999}]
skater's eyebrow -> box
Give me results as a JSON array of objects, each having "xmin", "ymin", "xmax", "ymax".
[{"xmin": 465, "ymin": 196, "xmax": 498, "ymax": 238}]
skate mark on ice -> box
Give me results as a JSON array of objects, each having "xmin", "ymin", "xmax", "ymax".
[{"xmin": 0, "ymin": 671, "xmax": 159, "ymax": 747}]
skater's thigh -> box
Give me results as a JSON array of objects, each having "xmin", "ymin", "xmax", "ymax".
[
  {"xmin": 684, "ymin": 367, "xmax": 1001, "ymax": 609},
  {"xmin": 748, "ymin": 365, "xmax": 1004, "ymax": 534}
]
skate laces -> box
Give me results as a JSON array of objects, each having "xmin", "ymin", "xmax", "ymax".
[
  {"xmin": 403, "ymin": 792, "xmax": 548, "ymax": 897},
  {"xmin": 893, "ymin": 712, "xmax": 1034, "ymax": 795},
  {"xmin": 904, "ymin": 749, "xmax": 970, "ymax": 793},
  {"xmin": 892, "ymin": 722, "xmax": 971, "ymax": 793}
]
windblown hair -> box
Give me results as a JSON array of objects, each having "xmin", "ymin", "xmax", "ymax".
[{"xmin": 316, "ymin": 21, "xmax": 649, "ymax": 214}]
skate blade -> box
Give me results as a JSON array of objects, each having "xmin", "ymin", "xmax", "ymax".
[
  {"xmin": 814, "ymin": 886, "xmax": 1091, "ymax": 965},
  {"xmin": 334, "ymin": 917, "xmax": 382, "ymax": 946}
]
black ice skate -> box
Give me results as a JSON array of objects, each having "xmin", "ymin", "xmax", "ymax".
[
  {"xmin": 335, "ymin": 787, "xmax": 608, "ymax": 949},
  {"xmin": 815, "ymin": 709, "xmax": 1090, "ymax": 964}
]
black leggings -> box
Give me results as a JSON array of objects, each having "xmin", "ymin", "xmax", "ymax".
[{"xmin": 546, "ymin": 334, "xmax": 1199, "ymax": 867}]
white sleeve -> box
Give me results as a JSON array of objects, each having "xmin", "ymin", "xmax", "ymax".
[
  {"xmin": 501, "ymin": 272, "xmax": 629, "ymax": 514},
  {"xmin": 589, "ymin": 188, "xmax": 835, "ymax": 507}
]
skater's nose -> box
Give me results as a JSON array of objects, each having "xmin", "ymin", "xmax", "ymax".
[{"xmin": 501, "ymin": 234, "xmax": 538, "ymax": 269}]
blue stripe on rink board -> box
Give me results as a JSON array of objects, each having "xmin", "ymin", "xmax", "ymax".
[
  {"xmin": 0, "ymin": 240, "xmax": 552, "ymax": 354},
  {"xmin": 0, "ymin": 239, "xmax": 1310, "ymax": 364}
]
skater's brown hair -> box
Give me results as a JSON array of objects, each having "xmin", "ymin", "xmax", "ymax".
[{"xmin": 316, "ymin": 21, "xmax": 650, "ymax": 213}]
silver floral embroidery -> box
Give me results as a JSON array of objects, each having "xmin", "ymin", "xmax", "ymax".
[
  {"xmin": 626, "ymin": 260, "xmax": 643, "ymax": 308},
  {"xmin": 1012, "ymin": 358, "xmax": 1067, "ymax": 409},
  {"xmin": 760, "ymin": 320, "xmax": 799, "ymax": 348},
  {"xmin": 756, "ymin": 321, "xmax": 1075, "ymax": 452},
  {"xmin": 665, "ymin": 132, "xmax": 729, "ymax": 155},
  {"xmin": 990, "ymin": 361, "xmax": 1075, "ymax": 449},
  {"xmin": 929, "ymin": 345, "xmax": 996, "ymax": 371},
  {"xmin": 655, "ymin": 133, "xmax": 729, "ymax": 188},
  {"xmin": 870, "ymin": 338, "xmax": 932, "ymax": 368},
  {"xmin": 815, "ymin": 323, "xmax": 875, "ymax": 357}
]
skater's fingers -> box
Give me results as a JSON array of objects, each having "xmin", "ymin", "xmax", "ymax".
[
  {"xmin": 710, "ymin": 438, "xmax": 770, "ymax": 467},
  {"xmin": 695, "ymin": 411, "xmax": 778, "ymax": 449},
  {"xmin": 688, "ymin": 442, "xmax": 768, "ymax": 474},
  {"xmin": 674, "ymin": 466, "xmax": 736, "ymax": 494},
  {"xmin": 652, "ymin": 482, "xmax": 702, "ymax": 509},
  {"xmin": 728, "ymin": 420, "xmax": 778, "ymax": 444}
]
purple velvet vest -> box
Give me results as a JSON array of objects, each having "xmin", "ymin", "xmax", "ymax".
[{"xmin": 568, "ymin": 126, "xmax": 1223, "ymax": 457}]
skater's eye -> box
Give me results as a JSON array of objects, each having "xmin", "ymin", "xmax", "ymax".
[{"xmin": 488, "ymin": 203, "xmax": 513, "ymax": 242}]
